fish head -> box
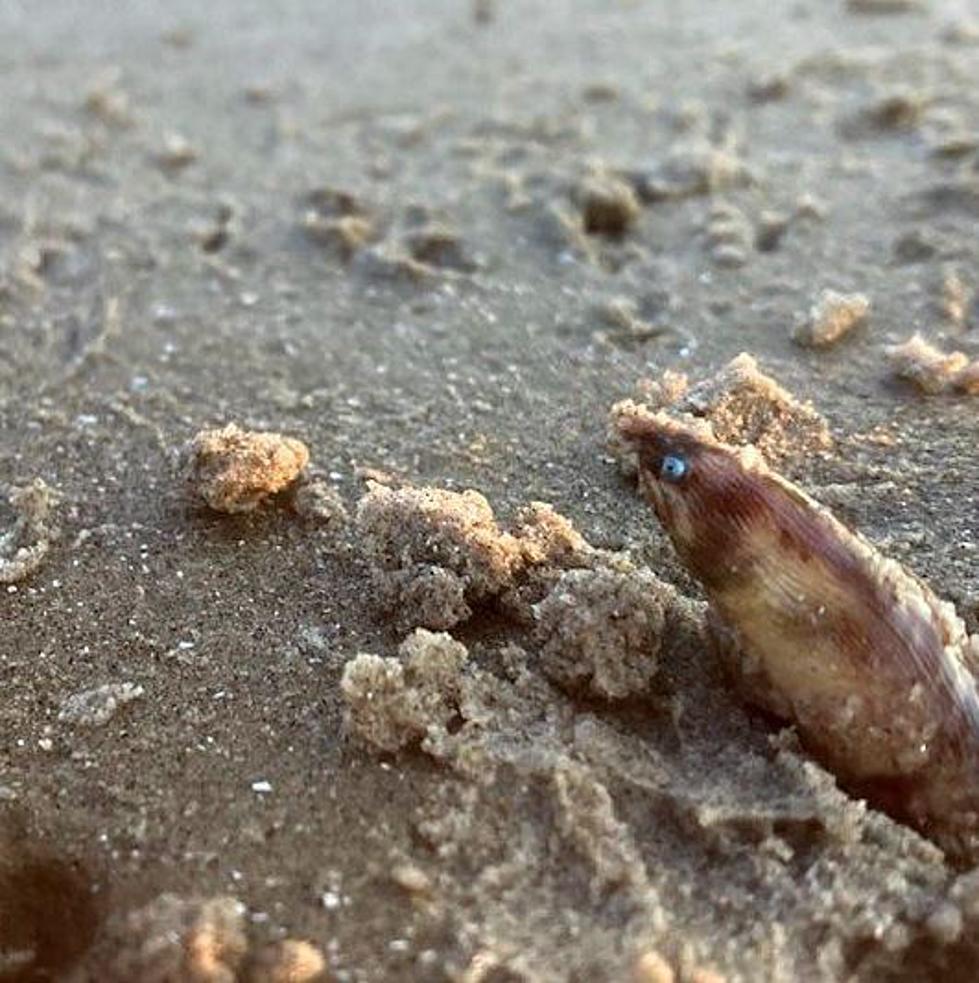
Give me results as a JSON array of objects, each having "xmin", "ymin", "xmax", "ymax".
[{"xmin": 614, "ymin": 404, "xmax": 753, "ymax": 567}]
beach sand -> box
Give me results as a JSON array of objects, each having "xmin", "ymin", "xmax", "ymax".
[{"xmin": 1, "ymin": 1, "xmax": 978, "ymax": 979}]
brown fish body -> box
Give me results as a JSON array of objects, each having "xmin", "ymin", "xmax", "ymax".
[{"xmin": 615, "ymin": 403, "xmax": 979, "ymax": 859}]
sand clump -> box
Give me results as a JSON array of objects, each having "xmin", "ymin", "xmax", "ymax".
[
  {"xmin": 591, "ymin": 296, "xmax": 671, "ymax": 346},
  {"xmin": 157, "ymin": 132, "xmax": 199, "ymax": 172},
  {"xmin": 688, "ymin": 969, "xmax": 727, "ymax": 983},
  {"xmin": 792, "ymin": 289, "xmax": 870, "ymax": 348},
  {"xmin": 552, "ymin": 761, "xmax": 653, "ymax": 898},
  {"xmin": 246, "ymin": 940, "xmax": 328, "ymax": 983},
  {"xmin": 860, "ymin": 90, "xmax": 929, "ymax": 133},
  {"xmin": 747, "ymin": 71, "xmax": 790, "ymax": 103},
  {"xmin": 342, "ymin": 556, "xmax": 700, "ymax": 750},
  {"xmin": 886, "ymin": 334, "xmax": 979, "ymax": 395},
  {"xmin": 943, "ymin": 17, "xmax": 979, "ymax": 44},
  {"xmin": 632, "ymin": 950, "xmax": 676, "ymax": 983},
  {"xmin": 704, "ymin": 202, "xmax": 752, "ymax": 269},
  {"xmin": 78, "ymin": 893, "xmax": 328, "ymax": 982},
  {"xmin": 939, "ymin": 270, "xmax": 973, "ymax": 328},
  {"xmin": 83, "ymin": 70, "xmax": 133, "ymax": 127},
  {"xmin": 614, "ymin": 353, "xmax": 832, "ymax": 469},
  {"xmin": 355, "ymin": 484, "xmax": 592, "ymax": 630},
  {"xmin": 401, "ymin": 222, "xmax": 481, "ymax": 273},
  {"xmin": 627, "ymin": 140, "xmax": 754, "ymax": 202},
  {"xmin": 290, "ymin": 476, "xmax": 349, "ymax": 526},
  {"xmin": 301, "ymin": 190, "xmax": 479, "ymax": 277},
  {"xmin": 509, "ymin": 163, "xmax": 648, "ymax": 264},
  {"xmin": 0, "ymin": 478, "xmax": 59, "ymax": 584},
  {"xmin": 182, "ymin": 424, "xmax": 310, "ymax": 513},
  {"xmin": 340, "ymin": 627, "xmax": 514, "ymax": 773},
  {"xmin": 389, "ymin": 862, "xmax": 434, "ymax": 897},
  {"xmin": 631, "ymin": 368, "xmax": 690, "ymax": 412},
  {"xmin": 499, "ymin": 501, "xmax": 599, "ymax": 623},
  {"xmin": 57, "ymin": 682, "xmax": 144, "ymax": 727},
  {"xmin": 340, "ymin": 629, "xmax": 470, "ymax": 754},
  {"xmin": 81, "ymin": 894, "xmax": 248, "ymax": 982},
  {"xmin": 573, "ymin": 172, "xmax": 642, "ymax": 238},
  {"xmin": 300, "ymin": 187, "xmax": 377, "ymax": 258},
  {"xmin": 534, "ymin": 561, "xmax": 684, "ymax": 700},
  {"xmin": 679, "ymin": 354, "xmax": 832, "ymax": 456},
  {"xmin": 510, "ymin": 501, "xmax": 591, "ymax": 569},
  {"xmin": 355, "ymin": 484, "xmax": 519, "ymax": 629}
]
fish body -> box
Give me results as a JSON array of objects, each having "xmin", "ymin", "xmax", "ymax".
[{"xmin": 615, "ymin": 402, "xmax": 979, "ymax": 860}]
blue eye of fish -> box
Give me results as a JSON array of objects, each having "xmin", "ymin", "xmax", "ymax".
[{"xmin": 659, "ymin": 453, "xmax": 688, "ymax": 482}]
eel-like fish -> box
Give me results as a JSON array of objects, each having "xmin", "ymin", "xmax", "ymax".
[{"xmin": 614, "ymin": 401, "xmax": 979, "ymax": 861}]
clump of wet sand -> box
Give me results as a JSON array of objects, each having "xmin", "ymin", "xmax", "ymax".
[
  {"xmin": 77, "ymin": 892, "xmax": 327, "ymax": 983},
  {"xmin": 355, "ymin": 483, "xmax": 593, "ymax": 630},
  {"xmin": 182, "ymin": 424, "xmax": 310, "ymax": 513},
  {"xmin": 704, "ymin": 201, "xmax": 753, "ymax": 269},
  {"xmin": 939, "ymin": 269, "xmax": 973, "ymax": 329},
  {"xmin": 57, "ymin": 681, "xmax": 144, "ymax": 728},
  {"xmin": 626, "ymin": 139, "xmax": 755, "ymax": 202},
  {"xmin": 247, "ymin": 940, "xmax": 327, "ymax": 983},
  {"xmin": 84, "ymin": 894, "xmax": 247, "ymax": 983},
  {"xmin": 535, "ymin": 560, "xmax": 688, "ymax": 700},
  {"xmin": 301, "ymin": 188, "xmax": 480, "ymax": 279},
  {"xmin": 346, "ymin": 486, "xmax": 703, "ymax": 728},
  {"xmin": 0, "ymin": 478, "xmax": 58, "ymax": 584},
  {"xmin": 301, "ymin": 186, "xmax": 377, "ymax": 258},
  {"xmin": 341, "ymin": 628, "xmax": 470, "ymax": 753},
  {"xmin": 886, "ymin": 334, "xmax": 979, "ymax": 395},
  {"xmin": 792, "ymin": 289, "xmax": 870, "ymax": 348},
  {"xmin": 614, "ymin": 352, "xmax": 832, "ymax": 469},
  {"xmin": 290, "ymin": 473, "xmax": 350, "ymax": 527},
  {"xmin": 573, "ymin": 171, "xmax": 642, "ymax": 238},
  {"xmin": 355, "ymin": 484, "xmax": 520, "ymax": 630}
]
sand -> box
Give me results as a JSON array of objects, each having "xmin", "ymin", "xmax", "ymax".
[{"xmin": 1, "ymin": 1, "xmax": 978, "ymax": 980}]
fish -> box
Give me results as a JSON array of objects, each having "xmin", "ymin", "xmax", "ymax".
[{"xmin": 613, "ymin": 400, "xmax": 979, "ymax": 861}]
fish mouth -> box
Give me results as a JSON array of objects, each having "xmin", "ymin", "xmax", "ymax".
[
  {"xmin": 635, "ymin": 462, "xmax": 667, "ymax": 511},
  {"xmin": 636, "ymin": 462, "xmax": 688, "ymax": 535}
]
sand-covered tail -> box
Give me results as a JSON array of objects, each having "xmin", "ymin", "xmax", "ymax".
[{"xmin": 613, "ymin": 400, "xmax": 979, "ymax": 862}]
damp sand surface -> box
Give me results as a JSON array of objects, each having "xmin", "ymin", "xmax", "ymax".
[{"xmin": 2, "ymin": 1, "xmax": 979, "ymax": 980}]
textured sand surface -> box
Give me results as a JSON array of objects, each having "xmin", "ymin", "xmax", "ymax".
[{"xmin": 1, "ymin": 1, "xmax": 978, "ymax": 980}]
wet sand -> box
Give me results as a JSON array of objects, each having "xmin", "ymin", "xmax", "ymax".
[{"xmin": 1, "ymin": 1, "xmax": 979, "ymax": 980}]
